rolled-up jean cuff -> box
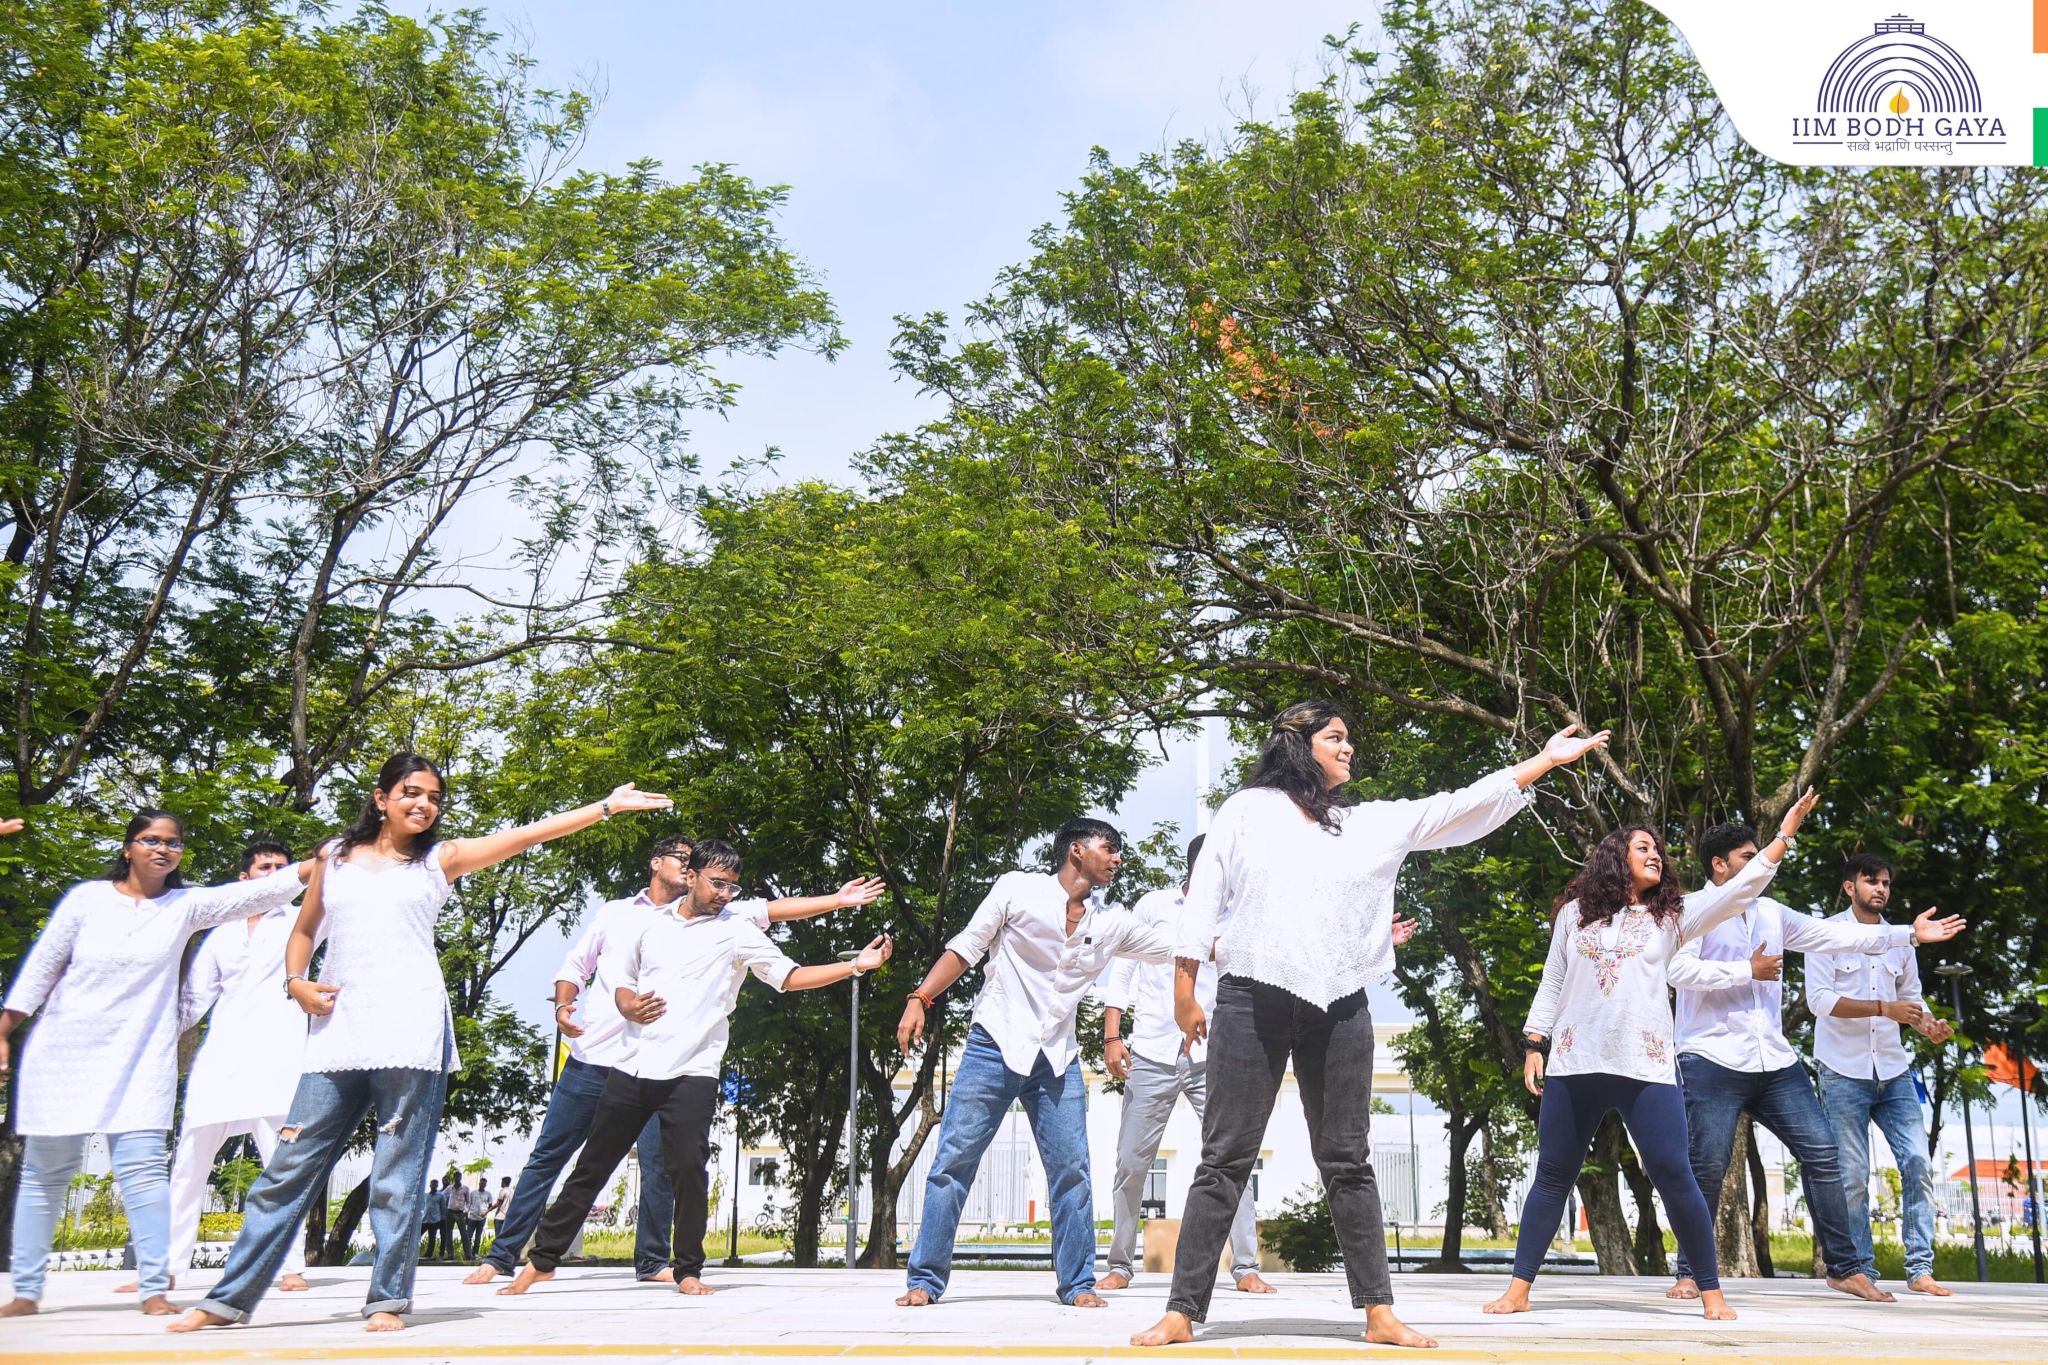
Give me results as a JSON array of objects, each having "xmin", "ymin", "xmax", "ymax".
[
  {"xmin": 1166, "ymin": 1296, "xmax": 1207, "ymax": 1322},
  {"xmin": 1353, "ymin": 1293, "xmax": 1393, "ymax": 1308},
  {"xmin": 192, "ymin": 1298, "xmax": 250, "ymax": 1324},
  {"xmin": 363, "ymin": 1296, "xmax": 411, "ymax": 1318}
]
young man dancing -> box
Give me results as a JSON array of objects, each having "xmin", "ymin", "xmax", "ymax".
[
  {"xmin": 1807, "ymin": 853, "xmax": 1960, "ymax": 1297},
  {"xmin": 894, "ymin": 818, "xmax": 1176, "ymax": 1309},
  {"xmin": 1097, "ymin": 834, "xmax": 1273, "ymax": 1298},
  {"xmin": 468, "ymin": 834, "xmax": 880, "ymax": 1285},
  {"xmin": 1665, "ymin": 825, "xmax": 1965, "ymax": 1304},
  {"xmin": 500, "ymin": 840, "xmax": 889, "ymax": 1297}
]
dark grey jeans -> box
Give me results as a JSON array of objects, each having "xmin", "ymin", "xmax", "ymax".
[{"xmin": 1166, "ymin": 975, "xmax": 1393, "ymax": 1321}]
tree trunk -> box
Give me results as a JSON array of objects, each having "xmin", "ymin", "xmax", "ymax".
[
  {"xmin": 1478, "ymin": 1123, "xmax": 1510, "ymax": 1240},
  {"xmin": 1619, "ymin": 1129, "xmax": 1669, "ymax": 1275},
  {"xmin": 1716, "ymin": 1119, "xmax": 1761, "ymax": 1276},
  {"xmin": 321, "ymin": 1176, "xmax": 369, "ymax": 1266},
  {"xmin": 305, "ymin": 1178, "xmax": 329, "ymax": 1266},
  {"xmin": 1748, "ymin": 1128, "xmax": 1775, "ymax": 1277},
  {"xmin": 1424, "ymin": 1116, "xmax": 1477, "ymax": 1271},
  {"xmin": 1576, "ymin": 1116, "xmax": 1638, "ymax": 1273}
]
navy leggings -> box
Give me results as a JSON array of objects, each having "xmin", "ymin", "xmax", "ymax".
[{"xmin": 1509, "ymin": 1071, "xmax": 1720, "ymax": 1290}]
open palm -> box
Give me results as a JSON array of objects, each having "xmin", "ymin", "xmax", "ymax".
[{"xmin": 1543, "ymin": 725, "xmax": 1611, "ymax": 766}]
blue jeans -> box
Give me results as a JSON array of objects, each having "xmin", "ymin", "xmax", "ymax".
[
  {"xmin": 8, "ymin": 1131, "xmax": 170, "ymax": 1302},
  {"xmin": 482, "ymin": 1056, "xmax": 673, "ymax": 1276},
  {"xmin": 198, "ymin": 1038, "xmax": 450, "ymax": 1321},
  {"xmin": 1818, "ymin": 1062, "xmax": 1935, "ymax": 1281},
  {"xmin": 905, "ymin": 1026, "xmax": 1094, "ymax": 1304},
  {"xmin": 1674, "ymin": 1054, "xmax": 1863, "ymax": 1280}
]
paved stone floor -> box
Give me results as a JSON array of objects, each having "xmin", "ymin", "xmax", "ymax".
[{"xmin": 2, "ymin": 1266, "xmax": 2044, "ymax": 1364}]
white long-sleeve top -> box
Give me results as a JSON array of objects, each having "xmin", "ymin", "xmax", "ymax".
[
  {"xmin": 3, "ymin": 868, "xmax": 307, "ymax": 1135},
  {"xmin": 1806, "ymin": 909, "xmax": 1937, "ymax": 1081},
  {"xmin": 1667, "ymin": 894, "xmax": 1909, "ymax": 1073},
  {"xmin": 1524, "ymin": 850, "xmax": 1780, "ymax": 1084},
  {"xmin": 555, "ymin": 891, "xmax": 676, "ymax": 1070},
  {"xmin": 1177, "ymin": 771, "xmax": 1532, "ymax": 1010},
  {"xmin": 948, "ymin": 871, "xmax": 1173, "ymax": 1077},
  {"xmin": 180, "ymin": 902, "xmax": 328, "ymax": 1127},
  {"xmin": 302, "ymin": 845, "xmax": 459, "ymax": 1074},
  {"xmin": 1103, "ymin": 888, "xmax": 1219, "ymax": 1066}
]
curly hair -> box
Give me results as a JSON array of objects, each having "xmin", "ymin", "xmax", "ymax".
[
  {"xmin": 1242, "ymin": 699, "xmax": 1355, "ymax": 832},
  {"xmin": 1552, "ymin": 825, "xmax": 1685, "ymax": 929}
]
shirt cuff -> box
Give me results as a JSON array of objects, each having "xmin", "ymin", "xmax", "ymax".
[
  {"xmin": 942, "ymin": 932, "xmax": 985, "ymax": 968},
  {"xmin": 1888, "ymin": 925, "xmax": 1914, "ymax": 947}
]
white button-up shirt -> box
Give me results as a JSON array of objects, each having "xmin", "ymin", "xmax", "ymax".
[
  {"xmin": 180, "ymin": 902, "xmax": 323, "ymax": 1126},
  {"xmin": 602, "ymin": 906, "xmax": 798, "ymax": 1081},
  {"xmin": 555, "ymin": 891, "xmax": 676, "ymax": 1070},
  {"xmin": 1103, "ymin": 888, "xmax": 1217, "ymax": 1067},
  {"xmin": 1668, "ymin": 894, "xmax": 1908, "ymax": 1073},
  {"xmin": 1806, "ymin": 908, "xmax": 1935, "ymax": 1081},
  {"xmin": 949, "ymin": 871, "xmax": 1173, "ymax": 1077}
]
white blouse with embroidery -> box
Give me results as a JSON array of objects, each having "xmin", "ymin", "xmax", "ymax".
[
  {"xmin": 1523, "ymin": 850, "xmax": 1780, "ymax": 1084},
  {"xmin": 301, "ymin": 845, "xmax": 460, "ymax": 1074}
]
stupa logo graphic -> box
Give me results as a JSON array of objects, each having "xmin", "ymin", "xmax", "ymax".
[{"xmin": 1789, "ymin": 15, "xmax": 2007, "ymax": 150}]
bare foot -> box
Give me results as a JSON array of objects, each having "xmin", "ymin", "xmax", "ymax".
[
  {"xmin": 1069, "ymin": 1291, "xmax": 1107, "ymax": 1307},
  {"xmin": 1701, "ymin": 1289, "xmax": 1737, "ymax": 1321},
  {"xmin": 676, "ymin": 1276, "xmax": 716, "ymax": 1296},
  {"xmin": 1235, "ymin": 1271, "xmax": 1277, "ymax": 1294},
  {"xmin": 640, "ymin": 1267, "xmax": 677, "ymax": 1284},
  {"xmin": 365, "ymin": 1311, "xmax": 406, "ymax": 1332},
  {"xmin": 1096, "ymin": 1270, "xmax": 1132, "ymax": 1291},
  {"xmin": 1666, "ymin": 1276, "xmax": 1700, "ymax": 1300},
  {"xmin": 140, "ymin": 1295, "xmax": 179, "ymax": 1316},
  {"xmin": 1482, "ymin": 1280, "xmax": 1532, "ymax": 1315},
  {"xmin": 166, "ymin": 1309, "xmax": 230, "ymax": 1333},
  {"xmin": 0, "ymin": 1298, "xmax": 37, "ymax": 1318},
  {"xmin": 1827, "ymin": 1272, "xmax": 1896, "ymax": 1303},
  {"xmin": 278, "ymin": 1273, "xmax": 311, "ymax": 1293},
  {"xmin": 1131, "ymin": 1311, "xmax": 1195, "ymax": 1347},
  {"xmin": 115, "ymin": 1275, "xmax": 175, "ymax": 1293},
  {"xmin": 462, "ymin": 1264, "xmax": 502, "ymax": 1285},
  {"xmin": 1908, "ymin": 1274, "xmax": 1953, "ymax": 1297},
  {"xmin": 896, "ymin": 1287, "xmax": 934, "ymax": 1307},
  {"xmin": 496, "ymin": 1265, "xmax": 553, "ymax": 1296},
  {"xmin": 1365, "ymin": 1304, "xmax": 1438, "ymax": 1348}
]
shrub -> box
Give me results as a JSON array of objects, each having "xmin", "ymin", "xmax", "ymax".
[{"xmin": 1263, "ymin": 1185, "xmax": 1339, "ymax": 1274}]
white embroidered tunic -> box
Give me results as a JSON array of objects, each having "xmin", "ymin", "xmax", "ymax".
[
  {"xmin": 3, "ymin": 869, "xmax": 307, "ymax": 1135},
  {"xmin": 302, "ymin": 846, "xmax": 459, "ymax": 1074},
  {"xmin": 1524, "ymin": 850, "xmax": 1780, "ymax": 1084},
  {"xmin": 1177, "ymin": 771, "xmax": 1533, "ymax": 1009},
  {"xmin": 180, "ymin": 903, "xmax": 326, "ymax": 1126}
]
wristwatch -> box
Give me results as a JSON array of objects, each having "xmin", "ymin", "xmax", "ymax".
[{"xmin": 283, "ymin": 972, "xmax": 310, "ymax": 997}]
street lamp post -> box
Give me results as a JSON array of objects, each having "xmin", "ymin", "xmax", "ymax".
[
  {"xmin": 838, "ymin": 949, "xmax": 862, "ymax": 1269},
  {"xmin": 1933, "ymin": 963, "xmax": 1988, "ymax": 1282},
  {"xmin": 726, "ymin": 1068, "xmax": 744, "ymax": 1267}
]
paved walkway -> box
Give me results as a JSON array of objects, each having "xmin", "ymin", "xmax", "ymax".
[{"xmin": 3, "ymin": 1266, "xmax": 2044, "ymax": 1364}]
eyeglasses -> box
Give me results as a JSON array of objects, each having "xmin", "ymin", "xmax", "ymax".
[
  {"xmin": 134, "ymin": 837, "xmax": 185, "ymax": 851},
  {"xmin": 706, "ymin": 878, "xmax": 742, "ymax": 895}
]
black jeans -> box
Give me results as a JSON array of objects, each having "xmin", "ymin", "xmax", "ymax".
[
  {"xmin": 527, "ymin": 1071, "xmax": 719, "ymax": 1278},
  {"xmin": 1168, "ymin": 976, "xmax": 1393, "ymax": 1321}
]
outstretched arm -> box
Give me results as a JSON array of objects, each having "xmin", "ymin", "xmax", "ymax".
[
  {"xmin": 1401, "ymin": 727, "xmax": 1611, "ymax": 854},
  {"xmin": 785, "ymin": 934, "xmax": 893, "ymax": 991},
  {"xmin": 1511, "ymin": 726, "xmax": 1613, "ymax": 791},
  {"xmin": 766, "ymin": 876, "xmax": 887, "ymax": 923},
  {"xmin": 438, "ymin": 783, "xmax": 673, "ymax": 882}
]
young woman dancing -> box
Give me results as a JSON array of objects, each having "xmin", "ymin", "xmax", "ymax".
[
  {"xmin": 1, "ymin": 810, "xmax": 314, "ymax": 1317},
  {"xmin": 169, "ymin": 754, "xmax": 670, "ymax": 1335},
  {"xmin": 1482, "ymin": 787, "xmax": 1820, "ymax": 1322},
  {"xmin": 1131, "ymin": 700, "xmax": 1609, "ymax": 1351}
]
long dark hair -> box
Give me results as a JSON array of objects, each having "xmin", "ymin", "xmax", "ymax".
[
  {"xmin": 105, "ymin": 808, "xmax": 187, "ymax": 888},
  {"xmin": 1551, "ymin": 825, "xmax": 1684, "ymax": 929},
  {"xmin": 1242, "ymin": 699, "xmax": 1354, "ymax": 832},
  {"xmin": 336, "ymin": 752, "xmax": 445, "ymax": 863}
]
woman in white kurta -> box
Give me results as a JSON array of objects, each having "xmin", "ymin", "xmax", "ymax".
[
  {"xmin": 169, "ymin": 752, "xmax": 671, "ymax": 1337},
  {"xmin": 0, "ymin": 811, "xmax": 313, "ymax": 1316}
]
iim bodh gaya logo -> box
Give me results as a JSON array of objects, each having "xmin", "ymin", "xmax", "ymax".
[{"xmin": 1790, "ymin": 14, "xmax": 2008, "ymax": 152}]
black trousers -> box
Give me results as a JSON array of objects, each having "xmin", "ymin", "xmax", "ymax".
[
  {"xmin": 527, "ymin": 1070, "xmax": 719, "ymax": 1277},
  {"xmin": 1168, "ymin": 975, "xmax": 1394, "ymax": 1321}
]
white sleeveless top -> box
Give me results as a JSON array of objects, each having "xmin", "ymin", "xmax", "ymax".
[{"xmin": 302, "ymin": 845, "xmax": 459, "ymax": 1073}]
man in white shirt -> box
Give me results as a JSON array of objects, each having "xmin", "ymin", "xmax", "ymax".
[
  {"xmin": 469, "ymin": 834, "xmax": 883, "ymax": 1285},
  {"xmin": 500, "ymin": 839, "xmax": 890, "ymax": 1298},
  {"xmin": 134, "ymin": 841, "xmax": 313, "ymax": 1294},
  {"xmin": 1097, "ymin": 835, "xmax": 1272, "ymax": 1296},
  {"xmin": 893, "ymin": 818, "xmax": 1176, "ymax": 1309},
  {"xmin": 1806, "ymin": 852, "xmax": 1960, "ymax": 1297},
  {"xmin": 1666, "ymin": 825, "xmax": 1965, "ymax": 1304}
]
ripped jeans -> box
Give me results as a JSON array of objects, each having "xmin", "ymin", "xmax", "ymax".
[{"xmin": 196, "ymin": 1038, "xmax": 450, "ymax": 1322}]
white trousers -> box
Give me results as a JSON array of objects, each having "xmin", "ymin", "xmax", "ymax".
[{"xmin": 168, "ymin": 1116, "xmax": 307, "ymax": 1276}]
